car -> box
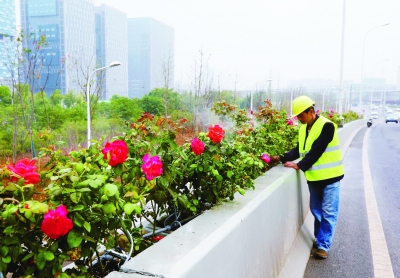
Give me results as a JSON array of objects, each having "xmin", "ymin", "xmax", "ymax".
[
  {"xmin": 385, "ymin": 113, "xmax": 398, "ymax": 124},
  {"xmin": 371, "ymin": 111, "xmax": 379, "ymax": 119}
]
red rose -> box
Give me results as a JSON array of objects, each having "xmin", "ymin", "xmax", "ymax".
[
  {"xmin": 260, "ymin": 154, "xmax": 271, "ymax": 164},
  {"xmin": 41, "ymin": 205, "xmax": 73, "ymax": 240},
  {"xmin": 153, "ymin": 235, "xmax": 165, "ymax": 241},
  {"xmin": 142, "ymin": 154, "xmax": 163, "ymax": 180},
  {"xmin": 102, "ymin": 140, "xmax": 129, "ymax": 166},
  {"xmin": 287, "ymin": 119, "xmax": 294, "ymax": 125},
  {"xmin": 7, "ymin": 158, "xmax": 40, "ymax": 184},
  {"xmin": 207, "ymin": 125, "xmax": 225, "ymax": 143},
  {"xmin": 190, "ymin": 138, "xmax": 205, "ymax": 156}
]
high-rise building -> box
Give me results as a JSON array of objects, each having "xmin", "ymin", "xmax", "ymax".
[
  {"xmin": 95, "ymin": 4, "xmax": 128, "ymax": 100},
  {"xmin": 0, "ymin": 0, "xmax": 16, "ymax": 86},
  {"xmin": 127, "ymin": 17, "xmax": 174, "ymax": 98},
  {"xmin": 20, "ymin": 0, "xmax": 96, "ymax": 95}
]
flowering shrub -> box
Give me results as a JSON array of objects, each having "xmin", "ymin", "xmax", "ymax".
[
  {"xmin": 41, "ymin": 205, "xmax": 73, "ymax": 240},
  {"xmin": 7, "ymin": 158, "xmax": 41, "ymax": 185},
  {"xmin": 260, "ymin": 154, "xmax": 271, "ymax": 164},
  {"xmin": 190, "ymin": 138, "xmax": 205, "ymax": 156},
  {"xmin": 319, "ymin": 109, "xmax": 361, "ymax": 126},
  {"xmin": 207, "ymin": 124, "xmax": 225, "ymax": 143},
  {"xmin": 0, "ymin": 102, "xmax": 299, "ymax": 277},
  {"xmin": 101, "ymin": 139, "xmax": 129, "ymax": 166},
  {"xmin": 141, "ymin": 154, "xmax": 163, "ymax": 181}
]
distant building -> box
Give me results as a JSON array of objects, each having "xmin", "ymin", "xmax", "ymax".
[
  {"xmin": 127, "ymin": 17, "xmax": 174, "ymax": 98},
  {"xmin": 0, "ymin": 0, "xmax": 16, "ymax": 86},
  {"xmin": 95, "ymin": 4, "xmax": 128, "ymax": 100},
  {"xmin": 20, "ymin": 0, "xmax": 96, "ymax": 95}
]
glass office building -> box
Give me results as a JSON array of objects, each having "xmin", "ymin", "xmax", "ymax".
[
  {"xmin": 0, "ymin": 0, "xmax": 16, "ymax": 86},
  {"xmin": 20, "ymin": 0, "xmax": 95, "ymax": 95},
  {"xmin": 127, "ymin": 17, "xmax": 174, "ymax": 98},
  {"xmin": 95, "ymin": 4, "xmax": 128, "ymax": 100}
]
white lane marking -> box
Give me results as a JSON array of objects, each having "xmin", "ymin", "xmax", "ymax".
[{"xmin": 362, "ymin": 127, "xmax": 394, "ymax": 278}]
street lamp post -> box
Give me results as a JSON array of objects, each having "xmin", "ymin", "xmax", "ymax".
[
  {"xmin": 370, "ymin": 59, "xmax": 389, "ymax": 108},
  {"xmin": 359, "ymin": 23, "xmax": 390, "ymax": 109},
  {"xmin": 338, "ymin": 0, "xmax": 346, "ymax": 121},
  {"xmin": 86, "ymin": 61, "xmax": 121, "ymax": 148}
]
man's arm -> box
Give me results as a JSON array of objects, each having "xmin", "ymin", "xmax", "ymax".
[{"xmin": 296, "ymin": 122, "xmax": 335, "ymax": 171}]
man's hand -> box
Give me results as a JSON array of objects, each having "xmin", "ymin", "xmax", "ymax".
[{"xmin": 284, "ymin": 161, "xmax": 299, "ymax": 170}]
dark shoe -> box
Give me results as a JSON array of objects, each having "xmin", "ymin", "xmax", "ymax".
[
  {"xmin": 315, "ymin": 249, "xmax": 328, "ymax": 259},
  {"xmin": 313, "ymin": 239, "xmax": 317, "ymax": 249}
]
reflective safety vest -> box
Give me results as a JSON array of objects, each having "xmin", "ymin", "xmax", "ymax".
[{"xmin": 298, "ymin": 116, "xmax": 344, "ymax": 181}]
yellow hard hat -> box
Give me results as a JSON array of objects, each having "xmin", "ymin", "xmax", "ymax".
[{"xmin": 292, "ymin": 96, "xmax": 315, "ymax": 116}]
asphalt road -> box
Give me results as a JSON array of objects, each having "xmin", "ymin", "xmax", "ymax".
[{"xmin": 303, "ymin": 120, "xmax": 400, "ymax": 278}]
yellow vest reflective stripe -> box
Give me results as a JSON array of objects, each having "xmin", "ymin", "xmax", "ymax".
[{"xmin": 298, "ymin": 116, "xmax": 344, "ymax": 181}]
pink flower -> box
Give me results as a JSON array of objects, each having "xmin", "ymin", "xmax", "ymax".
[
  {"xmin": 191, "ymin": 138, "xmax": 205, "ymax": 156},
  {"xmin": 40, "ymin": 205, "xmax": 73, "ymax": 240},
  {"xmin": 287, "ymin": 119, "xmax": 294, "ymax": 125},
  {"xmin": 142, "ymin": 154, "xmax": 163, "ymax": 180},
  {"xmin": 7, "ymin": 158, "xmax": 40, "ymax": 184},
  {"xmin": 330, "ymin": 110, "xmax": 334, "ymax": 113},
  {"xmin": 102, "ymin": 140, "xmax": 129, "ymax": 166},
  {"xmin": 329, "ymin": 113, "xmax": 333, "ymax": 118},
  {"xmin": 316, "ymin": 110, "xmax": 320, "ymax": 114},
  {"xmin": 260, "ymin": 154, "xmax": 271, "ymax": 164},
  {"xmin": 207, "ymin": 125, "xmax": 225, "ymax": 143}
]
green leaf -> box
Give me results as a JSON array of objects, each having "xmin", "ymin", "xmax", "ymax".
[
  {"xmin": 70, "ymin": 192, "xmax": 82, "ymax": 203},
  {"xmin": 49, "ymin": 242, "xmax": 58, "ymax": 253},
  {"xmin": 35, "ymin": 253, "xmax": 46, "ymax": 270},
  {"xmin": 237, "ymin": 188, "xmax": 246, "ymax": 195},
  {"xmin": 71, "ymin": 204, "xmax": 85, "ymax": 211},
  {"xmin": 1, "ymin": 256, "xmax": 11, "ymax": 263},
  {"xmin": 22, "ymin": 253, "xmax": 34, "ymax": 262},
  {"xmin": 77, "ymin": 188, "xmax": 92, "ymax": 192},
  {"xmin": 227, "ymin": 171, "xmax": 234, "ymax": 178},
  {"xmin": 180, "ymin": 151, "xmax": 188, "ymax": 160},
  {"xmin": 190, "ymin": 164, "xmax": 197, "ymax": 168},
  {"xmin": 113, "ymin": 164, "xmax": 123, "ymax": 176},
  {"xmin": 123, "ymin": 203, "xmax": 136, "ymax": 215},
  {"xmin": 72, "ymin": 212, "xmax": 85, "ymax": 227},
  {"xmin": 83, "ymin": 235, "xmax": 96, "ymax": 243},
  {"xmin": 0, "ymin": 246, "xmax": 9, "ymax": 256},
  {"xmin": 43, "ymin": 251, "xmax": 55, "ymax": 261},
  {"xmin": 216, "ymin": 175, "xmax": 223, "ymax": 181},
  {"xmin": 83, "ymin": 221, "xmax": 91, "ymax": 232},
  {"xmin": 67, "ymin": 229, "xmax": 83, "ymax": 249},
  {"xmin": 104, "ymin": 183, "xmax": 118, "ymax": 197}
]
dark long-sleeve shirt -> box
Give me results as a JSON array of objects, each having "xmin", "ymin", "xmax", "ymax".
[{"xmin": 280, "ymin": 115, "xmax": 344, "ymax": 186}]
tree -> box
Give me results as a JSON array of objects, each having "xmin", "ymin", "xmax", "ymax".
[
  {"xmin": 109, "ymin": 95, "xmax": 143, "ymax": 121},
  {"xmin": 2, "ymin": 30, "xmax": 62, "ymax": 160},
  {"xmin": 0, "ymin": 86, "xmax": 12, "ymax": 105},
  {"xmin": 148, "ymin": 88, "xmax": 183, "ymax": 114},
  {"xmin": 157, "ymin": 50, "xmax": 174, "ymax": 117},
  {"xmin": 140, "ymin": 95, "xmax": 165, "ymax": 116},
  {"xmin": 190, "ymin": 48, "xmax": 213, "ymax": 132}
]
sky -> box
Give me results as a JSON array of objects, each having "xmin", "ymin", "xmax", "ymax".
[{"xmin": 94, "ymin": 0, "xmax": 400, "ymax": 91}]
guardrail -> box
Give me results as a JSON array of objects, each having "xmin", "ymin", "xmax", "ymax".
[{"xmin": 106, "ymin": 119, "xmax": 366, "ymax": 278}]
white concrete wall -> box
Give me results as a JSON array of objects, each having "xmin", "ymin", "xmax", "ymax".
[{"xmin": 108, "ymin": 119, "xmax": 366, "ymax": 278}]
